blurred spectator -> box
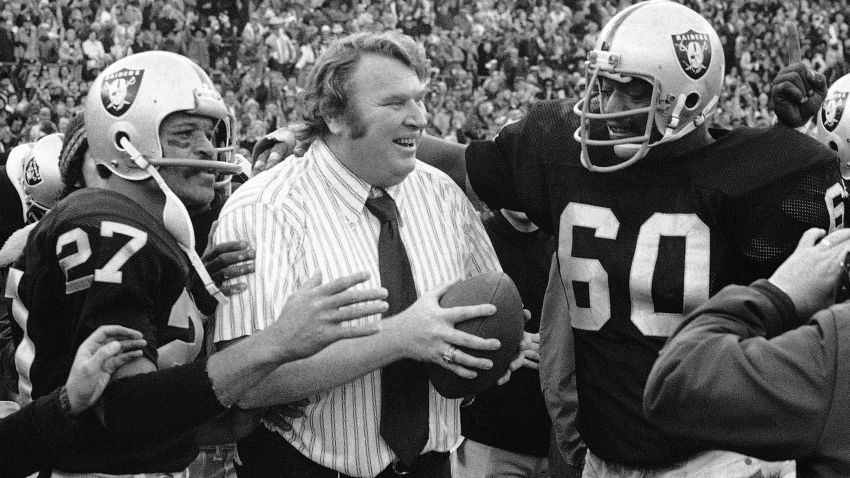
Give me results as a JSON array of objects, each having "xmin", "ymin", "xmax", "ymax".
[
  {"xmin": 265, "ymin": 19, "xmax": 297, "ymax": 75},
  {"xmin": 82, "ymin": 28, "xmax": 108, "ymax": 70},
  {"xmin": 59, "ymin": 29, "xmax": 85, "ymax": 63},
  {"xmin": 186, "ymin": 28, "xmax": 210, "ymax": 69}
]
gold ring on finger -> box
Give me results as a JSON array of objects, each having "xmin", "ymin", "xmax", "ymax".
[{"xmin": 441, "ymin": 346, "xmax": 456, "ymax": 364}]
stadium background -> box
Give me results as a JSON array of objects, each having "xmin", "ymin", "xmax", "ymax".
[{"xmin": 0, "ymin": 0, "xmax": 846, "ymax": 164}]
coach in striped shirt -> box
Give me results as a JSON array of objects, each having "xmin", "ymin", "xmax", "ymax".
[{"xmin": 212, "ymin": 31, "xmax": 507, "ymax": 478}]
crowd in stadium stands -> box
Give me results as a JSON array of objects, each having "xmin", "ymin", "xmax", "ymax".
[{"xmin": 0, "ymin": 0, "xmax": 849, "ymax": 165}]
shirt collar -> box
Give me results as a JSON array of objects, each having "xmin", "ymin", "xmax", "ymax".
[{"xmin": 309, "ymin": 138, "xmax": 405, "ymax": 224}]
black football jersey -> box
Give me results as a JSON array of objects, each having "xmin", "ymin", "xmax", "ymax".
[
  {"xmin": 6, "ymin": 187, "xmax": 205, "ymax": 472},
  {"xmin": 467, "ymin": 100, "xmax": 845, "ymax": 465}
]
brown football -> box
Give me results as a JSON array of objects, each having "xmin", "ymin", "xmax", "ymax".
[{"xmin": 427, "ymin": 272, "xmax": 525, "ymax": 398}]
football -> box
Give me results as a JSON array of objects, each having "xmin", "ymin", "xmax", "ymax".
[{"xmin": 427, "ymin": 272, "xmax": 525, "ymax": 398}]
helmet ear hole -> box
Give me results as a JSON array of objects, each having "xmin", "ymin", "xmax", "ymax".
[
  {"xmin": 685, "ymin": 93, "xmax": 700, "ymax": 109},
  {"xmin": 830, "ymin": 141, "xmax": 840, "ymax": 151},
  {"xmin": 114, "ymin": 131, "xmax": 130, "ymax": 151}
]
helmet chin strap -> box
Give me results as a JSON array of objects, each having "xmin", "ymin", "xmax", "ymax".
[{"xmin": 119, "ymin": 136, "xmax": 228, "ymax": 305}]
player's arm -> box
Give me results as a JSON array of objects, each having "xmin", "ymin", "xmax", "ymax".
[
  {"xmin": 771, "ymin": 21, "xmax": 827, "ymax": 128},
  {"xmin": 735, "ymin": 143, "xmax": 846, "ymax": 281},
  {"xmin": 228, "ymin": 279, "xmax": 500, "ymax": 408},
  {"xmin": 645, "ymin": 229, "xmax": 850, "ymax": 459},
  {"xmin": 0, "ymin": 325, "xmax": 145, "ymax": 478},
  {"xmin": 1, "ymin": 389, "xmax": 68, "ymax": 478},
  {"xmin": 100, "ymin": 271, "xmax": 388, "ymax": 440},
  {"xmin": 55, "ymin": 219, "xmax": 168, "ymax": 380}
]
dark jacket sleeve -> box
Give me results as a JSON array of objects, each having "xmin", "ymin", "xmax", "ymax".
[
  {"xmin": 0, "ymin": 388, "xmax": 80, "ymax": 478},
  {"xmin": 100, "ymin": 357, "xmax": 225, "ymax": 438},
  {"xmin": 0, "ymin": 359, "xmax": 226, "ymax": 477},
  {"xmin": 644, "ymin": 279, "xmax": 836, "ymax": 460}
]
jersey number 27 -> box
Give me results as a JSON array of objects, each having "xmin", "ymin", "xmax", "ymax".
[{"xmin": 57, "ymin": 221, "xmax": 148, "ymax": 294}]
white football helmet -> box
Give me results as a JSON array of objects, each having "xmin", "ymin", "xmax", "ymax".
[
  {"xmin": 817, "ymin": 73, "xmax": 850, "ymax": 179},
  {"xmin": 85, "ymin": 51, "xmax": 242, "ymax": 183},
  {"xmin": 86, "ymin": 51, "xmax": 234, "ymax": 305},
  {"xmin": 573, "ymin": 0, "xmax": 724, "ymax": 172},
  {"xmin": 5, "ymin": 142, "xmax": 31, "ymax": 221},
  {"xmin": 22, "ymin": 133, "xmax": 64, "ymax": 223}
]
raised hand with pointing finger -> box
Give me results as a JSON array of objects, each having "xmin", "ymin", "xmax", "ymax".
[{"xmin": 771, "ymin": 21, "xmax": 828, "ymax": 128}]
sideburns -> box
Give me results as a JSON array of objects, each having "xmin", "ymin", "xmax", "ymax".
[{"xmin": 343, "ymin": 107, "xmax": 368, "ymax": 139}]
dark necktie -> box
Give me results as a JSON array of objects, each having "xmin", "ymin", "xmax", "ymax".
[{"xmin": 365, "ymin": 188, "xmax": 429, "ymax": 465}]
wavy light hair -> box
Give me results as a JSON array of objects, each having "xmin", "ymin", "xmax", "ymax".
[{"xmin": 297, "ymin": 31, "xmax": 430, "ymax": 142}]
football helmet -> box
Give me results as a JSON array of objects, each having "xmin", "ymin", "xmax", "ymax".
[
  {"xmin": 5, "ymin": 142, "xmax": 31, "ymax": 219},
  {"xmin": 22, "ymin": 133, "xmax": 64, "ymax": 223},
  {"xmin": 85, "ymin": 51, "xmax": 242, "ymax": 182},
  {"xmin": 573, "ymin": 0, "xmax": 724, "ymax": 172},
  {"xmin": 817, "ymin": 73, "xmax": 850, "ymax": 179},
  {"xmin": 86, "ymin": 51, "xmax": 233, "ymax": 305}
]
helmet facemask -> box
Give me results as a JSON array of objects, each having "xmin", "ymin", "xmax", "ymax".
[
  {"xmin": 571, "ymin": 0, "xmax": 724, "ymax": 173},
  {"xmin": 573, "ymin": 51, "xmax": 662, "ymax": 172},
  {"xmin": 147, "ymin": 115, "xmax": 241, "ymax": 189}
]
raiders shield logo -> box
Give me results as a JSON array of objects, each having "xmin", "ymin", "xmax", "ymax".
[
  {"xmin": 24, "ymin": 157, "xmax": 42, "ymax": 186},
  {"xmin": 100, "ymin": 68, "xmax": 144, "ymax": 117},
  {"xmin": 671, "ymin": 30, "xmax": 712, "ymax": 80},
  {"xmin": 822, "ymin": 90, "xmax": 849, "ymax": 132}
]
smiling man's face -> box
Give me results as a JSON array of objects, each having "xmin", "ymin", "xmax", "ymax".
[
  {"xmin": 598, "ymin": 76, "xmax": 653, "ymax": 141},
  {"xmin": 328, "ymin": 53, "xmax": 429, "ymax": 187}
]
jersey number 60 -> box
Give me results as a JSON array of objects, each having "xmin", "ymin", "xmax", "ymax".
[{"xmin": 559, "ymin": 203, "xmax": 709, "ymax": 338}]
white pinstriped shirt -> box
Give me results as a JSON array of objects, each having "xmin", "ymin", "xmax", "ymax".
[{"xmin": 213, "ymin": 139, "xmax": 501, "ymax": 477}]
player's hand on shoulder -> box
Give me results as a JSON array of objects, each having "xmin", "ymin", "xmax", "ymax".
[
  {"xmin": 203, "ymin": 221, "xmax": 255, "ymax": 296},
  {"xmin": 258, "ymin": 272, "xmax": 387, "ymax": 363},
  {"xmin": 251, "ymin": 127, "xmax": 309, "ymax": 173},
  {"xmin": 394, "ymin": 280, "xmax": 500, "ymax": 379},
  {"xmin": 65, "ymin": 325, "xmax": 146, "ymax": 415},
  {"xmin": 772, "ymin": 22, "xmax": 827, "ymax": 128}
]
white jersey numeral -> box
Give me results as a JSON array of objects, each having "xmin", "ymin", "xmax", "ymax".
[
  {"xmin": 559, "ymin": 203, "xmax": 710, "ymax": 337},
  {"xmin": 57, "ymin": 222, "xmax": 148, "ymax": 293},
  {"xmin": 824, "ymin": 182, "xmax": 847, "ymax": 232},
  {"xmin": 559, "ymin": 203, "xmax": 619, "ymax": 331}
]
